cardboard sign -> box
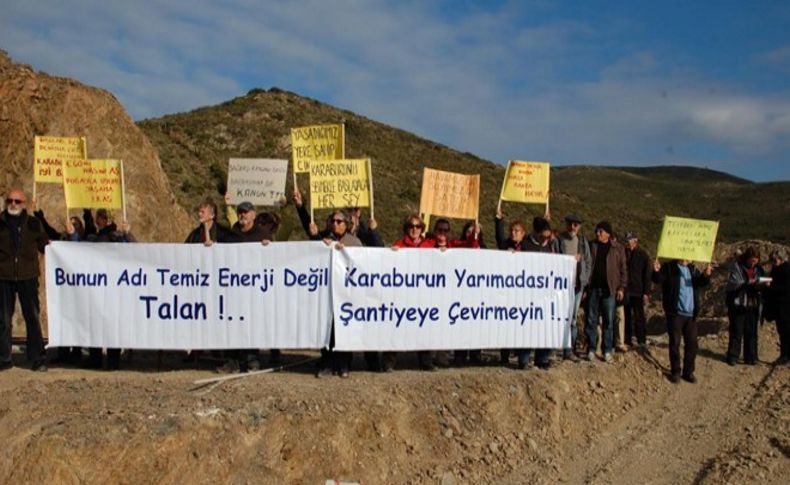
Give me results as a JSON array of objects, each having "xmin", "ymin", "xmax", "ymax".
[
  {"xmin": 657, "ymin": 216, "xmax": 719, "ymax": 262},
  {"xmin": 419, "ymin": 168, "xmax": 480, "ymax": 220},
  {"xmin": 226, "ymin": 158, "xmax": 288, "ymax": 206},
  {"xmin": 62, "ymin": 159, "xmax": 123, "ymax": 209},
  {"xmin": 34, "ymin": 136, "xmax": 87, "ymax": 183},
  {"xmin": 309, "ymin": 158, "xmax": 371, "ymax": 209},
  {"xmin": 499, "ymin": 160, "xmax": 550, "ymax": 204},
  {"xmin": 291, "ymin": 124, "xmax": 344, "ymax": 173}
]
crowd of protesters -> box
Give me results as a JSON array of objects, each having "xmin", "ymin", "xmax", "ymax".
[{"xmin": 1, "ymin": 187, "xmax": 787, "ymax": 384}]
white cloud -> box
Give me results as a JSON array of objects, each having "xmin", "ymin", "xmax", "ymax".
[{"xmin": 1, "ymin": 0, "xmax": 788, "ymax": 180}]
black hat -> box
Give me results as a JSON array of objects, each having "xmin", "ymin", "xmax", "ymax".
[
  {"xmin": 236, "ymin": 201, "xmax": 255, "ymax": 213},
  {"xmin": 595, "ymin": 221, "xmax": 613, "ymax": 235},
  {"xmin": 564, "ymin": 214, "xmax": 583, "ymax": 224}
]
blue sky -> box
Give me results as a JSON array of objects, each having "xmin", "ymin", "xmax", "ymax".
[{"xmin": 2, "ymin": 0, "xmax": 789, "ymax": 181}]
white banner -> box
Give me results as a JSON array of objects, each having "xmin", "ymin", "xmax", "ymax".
[
  {"xmin": 332, "ymin": 247, "xmax": 576, "ymax": 351},
  {"xmin": 45, "ymin": 241, "xmax": 332, "ymax": 350}
]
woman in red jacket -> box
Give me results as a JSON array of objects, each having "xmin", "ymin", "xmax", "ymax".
[{"xmin": 386, "ymin": 214, "xmax": 436, "ymax": 371}]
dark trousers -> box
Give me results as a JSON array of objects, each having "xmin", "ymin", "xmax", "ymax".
[
  {"xmin": 667, "ymin": 314, "xmax": 697, "ymax": 376},
  {"xmin": 88, "ymin": 348, "xmax": 121, "ymax": 370},
  {"xmin": 727, "ymin": 308, "xmax": 759, "ymax": 363},
  {"xmin": 454, "ymin": 349, "xmax": 482, "ymax": 365},
  {"xmin": 778, "ymin": 317, "xmax": 790, "ymax": 359},
  {"xmin": 0, "ymin": 278, "xmax": 45, "ymax": 363},
  {"xmin": 624, "ymin": 295, "xmax": 647, "ymax": 345},
  {"xmin": 320, "ymin": 325, "xmax": 352, "ymax": 372}
]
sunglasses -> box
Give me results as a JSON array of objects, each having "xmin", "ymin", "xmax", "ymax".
[
  {"xmin": 435, "ymin": 227, "xmax": 450, "ymax": 233},
  {"xmin": 331, "ymin": 218, "xmax": 347, "ymax": 225},
  {"xmin": 407, "ymin": 223, "xmax": 424, "ymax": 229},
  {"xmin": 5, "ymin": 198, "xmax": 24, "ymax": 205}
]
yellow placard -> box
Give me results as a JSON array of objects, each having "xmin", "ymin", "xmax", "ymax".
[
  {"xmin": 499, "ymin": 160, "xmax": 550, "ymax": 204},
  {"xmin": 291, "ymin": 124, "xmax": 344, "ymax": 173},
  {"xmin": 419, "ymin": 168, "xmax": 480, "ymax": 220},
  {"xmin": 656, "ymin": 216, "xmax": 719, "ymax": 263},
  {"xmin": 62, "ymin": 159, "xmax": 124, "ymax": 209},
  {"xmin": 34, "ymin": 136, "xmax": 87, "ymax": 184},
  {"xmin": 309, "ymin": 158, "xmax": 371, "ymax": 209}
]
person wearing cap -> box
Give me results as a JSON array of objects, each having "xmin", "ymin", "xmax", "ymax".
[
  {"xmin": 653, "ymin": 258, "xmax": 712, "ymax": 383},
  {"xmin": 624, "ymin": 232, "xmax": 652, "ymax": 349},
  {"xmin": 552, "ymin": 214, "xmax": 592, "ymax": 361},
  {"xmin": 0, "ymin": 188, "xmax": 49, "ymax": 372},
  {"xmin": 767, "ymin": 250, "xmax": 790, "ymax": 364},
  {"xmin": 585, "ymin": 221, "xmax": 627, "ymax": 363}
]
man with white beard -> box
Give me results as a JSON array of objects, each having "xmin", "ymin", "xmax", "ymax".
[{"xmin": 0, "ymin": 188, "xmax": 49, "ymax": 371}]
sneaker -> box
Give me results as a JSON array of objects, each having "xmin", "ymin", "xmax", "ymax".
[
  {"xmin": 669, "ymin": 373, "xmax": 681, "ymax": 384},
  {"xmin": 604, "ymin": 352, "xmax": 613, "ymax": 363},
  {"xmin": 564, "ymin": 351, "xmax": 579, "ymax": 362},
  {"xmin": 339, "ymin": 368, "xmax": 350, "ymax": 378},
  {"xmin": 315, "ymin": 367, "xmax": 333, "ymax": 378},
  {"xmin": 587, "ymin": 351, "xmax": 596, "ymax": 362},
  {"xmin": 32, "ymin": 361, "xmax": 48, "ymax": 372}
]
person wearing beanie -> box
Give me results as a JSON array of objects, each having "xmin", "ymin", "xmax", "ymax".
[{"xmin": 585, "ymin": 221, "xmax": 627, "ymax": 363}]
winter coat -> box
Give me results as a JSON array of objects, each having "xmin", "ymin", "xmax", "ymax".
[
  {"xmin": 0, "ymin": 210, "xmax": 49, "ymax": 280},
  {"xmin": 652, "ymin": 262, "xmax": 710, "ymax": 319}
]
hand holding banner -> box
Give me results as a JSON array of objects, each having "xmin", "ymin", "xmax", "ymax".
[
  {"xmin": 62, "ymin": 159, "xmax": 124, "ymax": 210},
  {"xmin": 34, "ymin": 136, "xmax": 87, "ymax": 184},
  {"xmin": 499, "ymin": 160, "xmax": 550, "ymax": 205},
  {"xmin": 291, "ymin": 123, "xmax": 344, "ymax": 174},
  {"xmin": 656, "ymin": 216, "xmax": 719, "ymax": 262},
  {"xmin": 227, "ymin": 158, "xmax": 288, "ymax": 206},
  {"xmin": 419, "ymin": 168, "xmax": 480, "ymax": 220}
]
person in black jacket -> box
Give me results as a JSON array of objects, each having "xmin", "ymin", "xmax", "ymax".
[
  {"xmin": 0, "ymin": 188, "xmax": 49, "ymax": 371},
  {"xmin": 624, "ymin": 233, "xmax": 652, "ymax": 348},
  {"xmin": 184, "ymin": 200, "xmax": 236, "ymax": 244},
  {"xmin": 767, "ymin": 250, "xmax": 790, "ymax": 364},
  {"xmin": 652, "ymin": 258, "xmax": 712, "ymax": 383},
  {"xmin": 725, "ymin": 247, "xmax": 767, "ymax": 366}
]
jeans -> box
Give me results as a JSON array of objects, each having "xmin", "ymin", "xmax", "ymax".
[
  {"xmin": 517, "ymin": 349, "xmax": 550, "ymax": 367},
  {"xmin": 586, "ymin": 287, "xmax": 615, "ymax": 355},
  {"xmin": 564, "ymin": 289, "xmax": 583, "ymax": 354}
]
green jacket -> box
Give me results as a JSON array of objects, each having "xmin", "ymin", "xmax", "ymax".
[{"xmin": 0, "ymin": 210, "xmax": 49, "ymax": 280}]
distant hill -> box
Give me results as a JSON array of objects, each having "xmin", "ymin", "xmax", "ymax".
[{"xmin": 138, "ymin": 87, "xmax": 790, "ymax": 252}]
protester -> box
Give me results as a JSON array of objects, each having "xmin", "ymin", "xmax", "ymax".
[
  {"xmin": 294, "ymin": 189, "xmax": 383, "ymax": 373},
  {"xmin": 494, "ymin": 208, "xmax": 527, "ymax": 366},
  {"xmin": 725, "ymin": 247, "xmax": 767, "ymax": 366},
  {"xmin": 652, "ymin": 258, "xmax": 712, "ymax": 383},
  {"xmin": 185, "ymin": 200, "xmax": 235, "ymax": 244},
  {"xmin": 389, "ymin": 214, "xmax": 438, "ymax": 371},
  {"xmin": 586, "ymin": 221, "xmax": 627, "ymax": 363},
  {"xmin": 81, "ymin": 210, "xmax": 135, "ymax": 370},
  {"xmin": 552, "ymin": 214, "xmax": 592, "ymax": 361},
  {"xmin": 438, "ymin": 220, "xmax": 485, "ymax": 366},
  {"xmin": 215, "ymin": 201, "xmax": 274, "ymax": 373},
  {"xmin": 767, "ymin": 250, "xmax": 790, "ymax": 364},
  {"xmin": 624, "ymin": 232, "xmax": 652, "ymax": 349},
  {"xmin": 0, "ymin": 188, "xmax": 49, "ymax": 371}
]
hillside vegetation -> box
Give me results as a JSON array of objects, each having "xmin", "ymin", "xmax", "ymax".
[{"xmin": 138, "ymin": 88, "xmax": 790, "ymax": 251}]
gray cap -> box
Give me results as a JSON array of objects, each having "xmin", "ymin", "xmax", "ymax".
[
  {"xmin": 625, "ymin": 232, "xmax": 638, "ymax": 241},
  {"xmin": 236, "ymin": 201, "xmax": 255, "ymax": 213},
  {"xmin": 564, "ymin": 214, "xmax": 583, "ymax": 224}
]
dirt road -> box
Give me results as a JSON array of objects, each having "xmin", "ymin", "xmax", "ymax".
[{"xmin": 0, "ymin": 326, "xmax": 787, "ymax": 484}]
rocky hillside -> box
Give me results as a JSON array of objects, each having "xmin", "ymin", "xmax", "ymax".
[
  {"xmin": 138, "ymin": 88, "xmax": 790, "ymax": 250},
  {"xmin": 0, "ymin": 51, "xmax": 189, "ymax": 242}
]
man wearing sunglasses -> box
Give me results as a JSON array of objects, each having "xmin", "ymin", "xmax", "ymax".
[{"xmin": 0, "ymin": 188, "xmax": 49, "ymax": 371}]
